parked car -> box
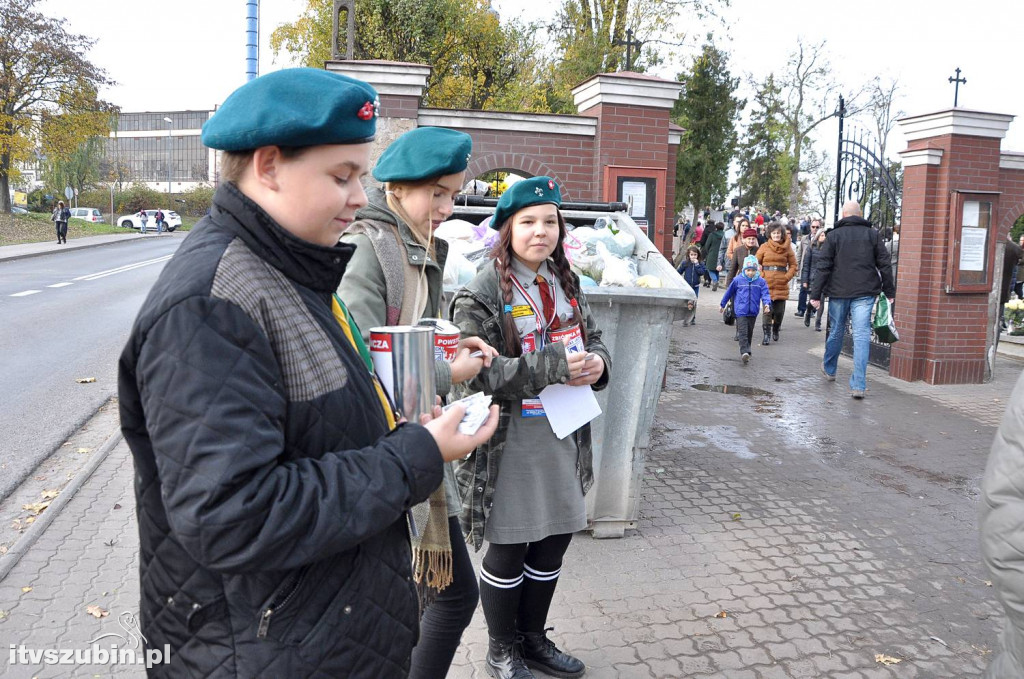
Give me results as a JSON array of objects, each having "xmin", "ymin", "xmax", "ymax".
[
  {"xmin": 12, "ymin": 206, "xmax": 28, "ymax": 214},
  {"xmin": 117, "ymin": 209, "xmax": 181, "ymax": 232},
  {"xmin": 69, "ymin": 207, "xmax": 105, "ymax": 223}
]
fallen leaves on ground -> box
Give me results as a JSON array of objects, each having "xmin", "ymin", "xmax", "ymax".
[
  {"xmin": 85, "ymin": 605, "xmax": 109, "ymax": 619},
  {"xmin": 75, "ymin": 377, "xmax": 97, "ymax": 384},
  {"xmin": 715, "ymin": 611, "xmax": 728, "ymax": 618},
  {"xmin": 875, "ymin": 653, "xmax": 901, "ymax": 665},
  {"xmin": 113, "ymin": 504, "xmax": 121, "ymax": 510},
  {"xmin": 21, "ymin": 587, "xmax": 32, "ymax": 593},
  {"xmin": 76, "ymin": 447, "xmax": 92, "ymax": 454},
  {"xmin": 41, "ymin": 489, "xmax": 58, "ymax": 500},
  {"xmin": 22, "ymin": 501, "xmax": 50, "ymax": 515},
  {"xmin": 731, "ymin": 513, "xmax": 742, "ymax": 521}
]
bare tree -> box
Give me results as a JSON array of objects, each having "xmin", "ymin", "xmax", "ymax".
[
  {"xmin": 777, "ymin": 38, "xmax": 865, "ymax": 217},
  {"xmin": 867, "ymin": 77, "xmax": 902, "ymax": 162}
]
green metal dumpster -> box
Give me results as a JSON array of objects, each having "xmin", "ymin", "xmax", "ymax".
[{"xmin": 445, "ymin": 205, "xmax": 695, "ymax": 538}]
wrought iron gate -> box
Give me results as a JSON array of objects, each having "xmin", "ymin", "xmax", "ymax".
[{"xmin": 831, "ymin": 96, "xmax": 902, "ymax": 369}]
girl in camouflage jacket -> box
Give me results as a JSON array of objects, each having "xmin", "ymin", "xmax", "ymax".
[{"xmin": 452, "ymin": 176, "xmax": 611, "ymax": 679}]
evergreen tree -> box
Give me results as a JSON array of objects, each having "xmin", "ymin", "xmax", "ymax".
[
  {"xmin": 672, "ymin": 41, "xmax": 743, "ymax": 218},
  {"xmin": 738, "ymin": 75, "xmax": 792, "ymax": 213}
]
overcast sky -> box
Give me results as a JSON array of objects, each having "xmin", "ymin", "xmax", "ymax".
[{"xmin": 41, "ymin": 0, "xmax": 1024, "ymax": 158}]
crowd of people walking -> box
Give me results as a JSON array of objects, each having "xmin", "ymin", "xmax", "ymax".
[{"xmin": 676, "ymin": 202, "xmax": 896, "ymax": 400}]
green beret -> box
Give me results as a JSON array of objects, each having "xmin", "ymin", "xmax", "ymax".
[
  {"xmin": 373, "ymin": 127, "xmax": 473, "ymax": 183},
  {"xmin": 201, "ymin": 68, "xmax": 378, "ymax": 151},
  {"xmin": 491, "ymin": 176, "xmax": 562, "ymax": 230}
]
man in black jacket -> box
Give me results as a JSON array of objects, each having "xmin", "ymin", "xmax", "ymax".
[
  {"xmin": 809, "ymin": 201, "xmax": 895, "ymax": 399},
  {"xmin": 118, "ymin": 68, "xmax": 497, "ymax": 678}
]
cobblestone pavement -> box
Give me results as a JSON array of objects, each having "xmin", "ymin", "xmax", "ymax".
[{"xmin": 0, "ymin": 286, "xmax": 1018, "ymax": 677}]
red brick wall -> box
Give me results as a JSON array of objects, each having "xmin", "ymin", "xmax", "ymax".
[
  {"xmin": 378, "ymin": 94, "xmax": 420, "ymax": 119},
  {"xmin": 584, "ymin": 103, "xmax": 673, "ymax": 253},
  {"xmin": 463, "ymin": 129, "xmax": 597, "ymax": 203},
  {"xmin": 892, "ymin": 136, "xmax": 1024, "ymax": 384}
]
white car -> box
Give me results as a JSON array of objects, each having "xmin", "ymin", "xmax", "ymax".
[
  {"xmin": 69, "ymin": 207, "xmax": 104, "ymax": 223},
  {"xmin": 118, "ymin": 209, "xmax": 181, "ymax": 232}
]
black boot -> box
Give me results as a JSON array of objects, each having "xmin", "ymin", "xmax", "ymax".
[
  {"xmin": 486, "ymin": 637, "xmax": 535, "ymax": 679},
  {"xmin": 519, "ymin": 630, "xmax": 585, "ymax": 679},
  {"xmin": 772, "ymin": 328, "xmax": 779, "ymax": 342},
  {"xmin": 762, "ymin": 330, "xmax": 771, "ymax": 345},
  {"xmin": 804, "ymin": 314, "xmax": 811, "ymax": 327}
]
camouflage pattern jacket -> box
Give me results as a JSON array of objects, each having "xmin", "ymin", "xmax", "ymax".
[{"xmin": 451, "ymin": 260, "xmax": 612, "ymax": 550}]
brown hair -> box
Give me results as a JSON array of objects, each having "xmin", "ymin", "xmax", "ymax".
[
  {"xmin": 489, "ymin": 210, "xmax": 587, "ymax": 358},
  {"xmin": 686, "ymin": 245, "xmax": 702, "ymax": 262},
  {"xmin": 219, "ymin": 146, "xmax": 308, "ymax": 183}
]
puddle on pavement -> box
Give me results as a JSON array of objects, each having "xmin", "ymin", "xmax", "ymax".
[
  {"xmin": 691, "ymin": 384, "xmax": 774, "ymax": 397},
  {"xmin": 695, "ymin": 425, "xmax": 758, "ymax": 460}
]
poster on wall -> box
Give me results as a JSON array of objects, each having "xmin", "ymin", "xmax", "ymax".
[
  {"xmin": 959, "ymin": 227, "xmax": 987, "ymax": 272},
  {"xmin": 616, "ymin": 176, "xmax": 656, "ymax": 236},
  {"xmin": 621, "ymin": 181, "xmax": 647, "ymax": 218}
]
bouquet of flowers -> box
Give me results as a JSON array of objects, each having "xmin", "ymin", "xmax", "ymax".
[{"xmin": 1005, "ymin": 297, "xmax": 1024, "ymax": 335}]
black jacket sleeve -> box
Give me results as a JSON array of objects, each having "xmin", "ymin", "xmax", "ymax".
[
  {"xmin": 874, "ymin": 232, "xmax": 896, "ymax": 299},
  {"xmin": 135, "ymin": 296, "xmax": 443, "ymax": 573},
  {"xmin": 809, "ymin": 237, "xmax": 835, "ymax": 301}
]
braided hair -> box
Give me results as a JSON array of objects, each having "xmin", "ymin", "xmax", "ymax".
[{"xmin": 489, "ymin": 209, "xmax": 588, "ymax": 358}]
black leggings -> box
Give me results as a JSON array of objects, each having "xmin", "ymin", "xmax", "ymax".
[
  {"xmin": 408, "ymin": 517, "xmax": 480, "ymax": 679},
  {"xmin": 480, "ymin": 533, "xmax": 574, "ymax": 640},
  {"xmin": 762, "ymin": 299, "xmax": 787, "ymax": 332}
]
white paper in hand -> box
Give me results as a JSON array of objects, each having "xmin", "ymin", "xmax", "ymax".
[
  {"xmin": 443, "ymin": 392, "xmax": 493, "ymax": 436},
  {"xmin": 538, "ymin": 384, "xmax": 601, "ymax": 439}
]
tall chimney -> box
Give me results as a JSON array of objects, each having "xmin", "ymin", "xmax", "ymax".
[{"xmin": 245, "ymin": 0, "xmax": 259, "ymax": 81}]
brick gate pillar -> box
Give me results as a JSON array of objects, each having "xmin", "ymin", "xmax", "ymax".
[
  {"xmin": 324, "ymin": 60, "xmax": 430, "ymax": 161},
  {"xmin": 891, "ymin": 109, "xmax": 1015, "ymax": 384},
  {"xmin": 572, "ymin": 73, "xmax": 683, "ymax": 256}
]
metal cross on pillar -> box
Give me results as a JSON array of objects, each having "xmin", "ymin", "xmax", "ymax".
[
  {"xmin": 332, "ymin": 0, "xmax": 355, "ymax": 60},
  {"xmin": 613, "ymin": 28, "xmax": 643, "ymax": 72},
  {"xmin": 948, "ymin": 67, "xmax": 966, "ymax": 107}
]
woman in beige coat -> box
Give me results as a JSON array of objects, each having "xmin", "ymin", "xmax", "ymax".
[{"xmin": 755, "ymin": 221, "xmax": 798, "ymax": 345}]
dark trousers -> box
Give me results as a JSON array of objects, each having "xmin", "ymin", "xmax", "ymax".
[
  {"xmin": 805, "ymin": 301, "xmax": 824, "ymax": 326},
  {"xmin": 409, "ymin": 516, "xmax": 480, "ymax": 678},
  {"xmin": 55, "ymin": 221, "xmax": 68, "ymax": 241},
  {"xmin": 736, "ymin": 315, "xmax": 758, "ymax": 355},
  {"xmin": 762, "ymin": 300, "xmax": 787, "ymax": 332},
  {"xmin": 796, "ymin": 286, "xmax": 808, "ymax": 314}
]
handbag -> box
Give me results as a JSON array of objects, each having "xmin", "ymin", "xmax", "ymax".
[
  {"xmin": 872, "ymin": 294, "xmax": 899, "ymax": 343},
  {"xmin": 722, "ymin": 299, "xmax": 735, "ymax": 326}
]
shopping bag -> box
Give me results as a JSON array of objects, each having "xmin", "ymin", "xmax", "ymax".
[
  {"xmin": 872, "ymin": 294, "xmax": 899, "ymax": 344},
  {"xmin": 722, "ymin": 299, "xmax": 735, "ymax": 326}
]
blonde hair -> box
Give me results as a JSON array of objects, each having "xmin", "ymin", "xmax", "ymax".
[{"xmin": 219, "ymin": 147, "xmax": 307, "ymax": 183}]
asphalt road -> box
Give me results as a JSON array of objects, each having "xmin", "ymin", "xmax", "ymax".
[{"xmin": 0, "ymin": 236, "xmax": 182, "ymax": 501}]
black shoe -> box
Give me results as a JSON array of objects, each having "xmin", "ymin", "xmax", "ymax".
[
  {"xmin": 712, "ymin": 281, "xmax": 719, "ymax": 291},
  {"xmin": 804, "ymin": 315, "xmax": 811, "ymax": 327},
  {"xmin": 486, "ymin": 637, "xmax": 535, "ymax": 679},
  {"xmin": 762, "ymin": 331, "xmax": 770, "ymax": 345},
  {"xmin": 519, "ymin": 630, "xmax": 584, "ymax": 679},
  {"xmin": 794, "ymin": 310, "xmax": 804, "ymax": 317},
  {"xmin": 689, "ymin": 317, "xmax": 696, "ymax": 326},
  {"xmin": 772, "ymin": 328, "xmax": 779, "ymax": 342},
  {"xmin": 815, "ymin": 323, "xmax": 822, "ymax": 332}
]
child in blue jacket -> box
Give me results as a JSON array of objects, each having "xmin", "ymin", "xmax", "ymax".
[
  {"xmin": 677, "ymin": 245, "xmax": 708, "ymax": 325},
  {"xmin": 720, "ymin": 255, "xmax": 773, "ymax": 364}
]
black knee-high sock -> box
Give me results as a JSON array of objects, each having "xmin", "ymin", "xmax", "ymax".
[
  {"xmin": 479, "ymin": 563, "xmax": 523, "ymax": 642},
  {"xmin": 517, "ymin": 562, "xmax": 561, "ymax": 634}
]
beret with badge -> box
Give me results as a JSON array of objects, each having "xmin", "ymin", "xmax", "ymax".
[
  {"xmin": 491, "ymin": 176, "xmax": 562, "ymax": 230},
  {"xmin": 201, "ymin": 67, "xmax": 379, "ymax": 151},
  {"xmin": 373, "ymin": 127, "xmax": 473, "ymax": 183}
]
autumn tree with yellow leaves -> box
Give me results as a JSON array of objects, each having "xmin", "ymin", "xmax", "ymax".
[{"xmin": 0, "ymin": 0, "xmax": 115, "ymax": 213}]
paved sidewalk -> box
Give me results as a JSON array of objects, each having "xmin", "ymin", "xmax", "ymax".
[
  {"xmin": 0, "ymin": 232, "xmax": 175, "ymax": 264},
  {"xmin": 0, "ymin": 284, "xmax": 1018, "ymax": 677}
]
